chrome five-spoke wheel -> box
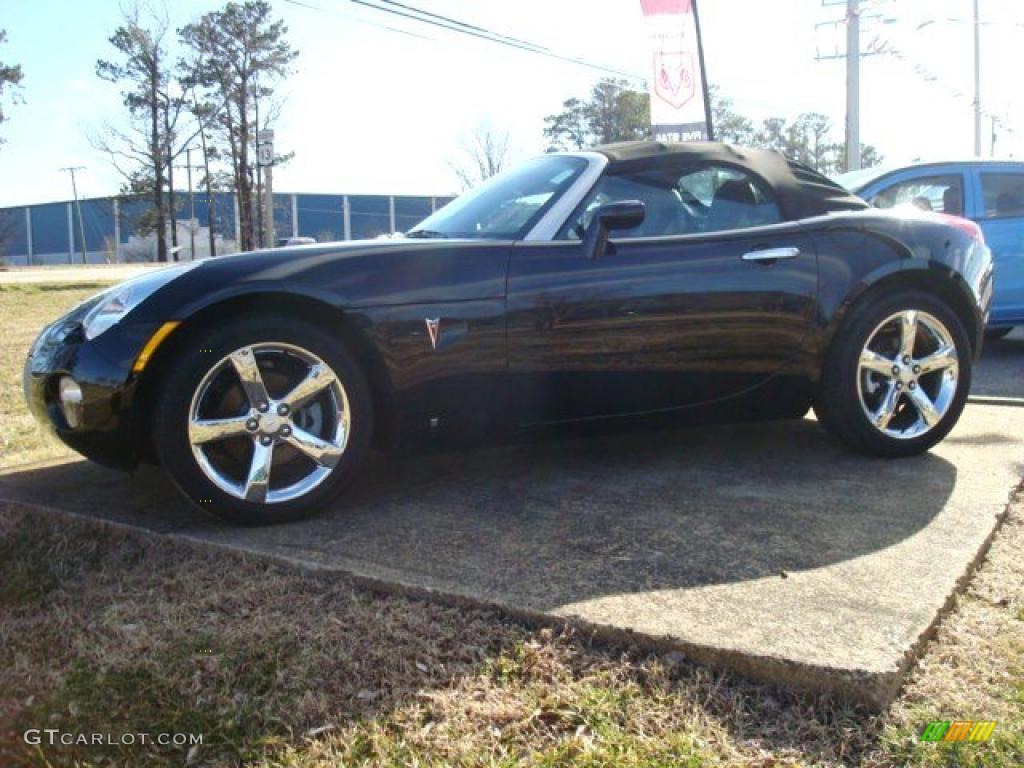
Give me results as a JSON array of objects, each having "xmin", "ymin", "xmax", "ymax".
[
  {"xmin": 857, "ymin": 310, "xmax": 959, "ymax": 440},
  {"xmin": 188, "ymin": 343, "xmax": 351, "ymax": 504}
]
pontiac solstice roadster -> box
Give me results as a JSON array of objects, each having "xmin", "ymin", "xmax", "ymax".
[{"xmin": 24, "ymin": 141, "xmax": 993, "ymax": 524}]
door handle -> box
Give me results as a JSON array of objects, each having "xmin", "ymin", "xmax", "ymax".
[{"xmin": 741, "ymin": 247, "xmax": 800, "ymax": 263}]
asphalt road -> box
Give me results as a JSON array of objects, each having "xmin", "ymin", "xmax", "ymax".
[{"xmin": 972, "ymin": 326, "xmax": 1024, "ymax": 399}]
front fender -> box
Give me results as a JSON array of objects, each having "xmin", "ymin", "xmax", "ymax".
[{"xmin": 131, "ymin": 241, "xmax": 512, "ymax": 324}]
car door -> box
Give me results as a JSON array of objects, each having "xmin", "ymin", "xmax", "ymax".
[
  {"xmin": 970, "ymin": 166, "xmax": 1024, "ymax": 324},
  {"xmin": 505, "ymin": 161, "xmax": 819, "ymax": 424}
]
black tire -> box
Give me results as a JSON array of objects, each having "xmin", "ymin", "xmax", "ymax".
[
  {"xmin": 816, "ymin": 289, "xmax": 971, "ymax": 458},
  {"xmin": 984, "ymin": 326, "xmax": 1013, "ymax": 341},
  {"xmin": 153, "ymin": 313, "xmax": 373, "ymax": 525}
]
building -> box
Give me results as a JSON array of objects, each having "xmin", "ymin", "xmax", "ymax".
[{"xmin": 0, "ymin": 191, "xmax": 454, "ymax": 265}]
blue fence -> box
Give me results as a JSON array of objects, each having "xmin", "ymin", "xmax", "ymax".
[{"xmin": 0, "ymin": 191, "xmax": 454, "ymax": 265}]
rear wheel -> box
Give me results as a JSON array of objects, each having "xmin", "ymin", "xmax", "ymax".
[
  {"xmin": 153, "ymin": 314, "xmax": 373, "ymax": 525},
  {"xmin": 816, "ymin": 290, "xmax": 971, "ymax": 457}
]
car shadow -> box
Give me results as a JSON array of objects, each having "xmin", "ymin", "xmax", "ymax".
[{"xmin": 0, "ymin": 415, "xmax": 956, "ymax": 614}]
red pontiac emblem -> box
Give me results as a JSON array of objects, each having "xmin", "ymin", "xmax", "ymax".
[
  {"xmin": 425, "ymin": 317, "xmax": 441, "ymax": 351},
  {"xmin": 642, "ymin": 0, "xmax": 699, "ymax": 110},
  {"xmin": 653, "ymin": 50, "xmax": 696, "ymax": 109}
]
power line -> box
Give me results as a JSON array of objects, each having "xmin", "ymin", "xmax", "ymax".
[
  {"xmin": 342, "ymin": 0, "xmax": 641, "ymax": 79},
  {"xmin": 375, "ymin": 0, "xmax": 548, "ymax": 51},
  {"xmin": 283, "ymin": 0, "xmax": 431, "ymax": 40},
  {"xmin": 911, "ymin": 16, "xmax": 1024, "ymax": 30},
  {"xmin": 285, "ymin": 0, "xmax": 644, "ymax": 82},
  {"xmin": 868, "ymin": 34, "xmax": 1017, "ymax": 138}
]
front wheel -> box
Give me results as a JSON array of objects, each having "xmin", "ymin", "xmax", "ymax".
[
  {"xmin": 816, "ymin": 290, "xmax": 971, "ymax": 457},
  {"xmin": 153, "ymin": 314, "xmax": 373, "ymax": 525}
]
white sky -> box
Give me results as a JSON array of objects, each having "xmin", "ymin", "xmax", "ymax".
[{"xmin": 1, "ymin": 0, "xmax": 1022, "ymax": 207}]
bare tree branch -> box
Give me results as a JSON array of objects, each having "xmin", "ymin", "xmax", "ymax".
[{"xmin": 450, "ymin": 124, "xmax": 511, "ymax": 191}]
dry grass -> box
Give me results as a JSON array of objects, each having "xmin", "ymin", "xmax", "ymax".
[
  {"xmin": 0, "ymin": 283, "xmax": 115, "ymax": 468},
  {"xmin": 879, "ymin": 491, "xmax": 1024, "ymax": 768},
  {"xmin": 0, "ymin": 493, "xmax": 1021, "ymax": 768}
]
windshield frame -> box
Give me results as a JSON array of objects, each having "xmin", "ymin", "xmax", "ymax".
[{"xmin": 408, "ymin": 152, "xmax": 607, "ymax": 242}]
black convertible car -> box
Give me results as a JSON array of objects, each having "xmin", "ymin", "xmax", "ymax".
[{"xmin": 24, "ymin": 141, "xmax": 993, "ymax": 524}]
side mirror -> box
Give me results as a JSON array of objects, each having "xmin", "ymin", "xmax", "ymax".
[{"xmin": 583, "ymin": 200, "xmax": 646, "ymax": 259}]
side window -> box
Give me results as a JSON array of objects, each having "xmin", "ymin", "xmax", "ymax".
[
  {"xmin": 560, "ymin": 164, "xmax": 781, "ymax": 240},
  {"xmin": 870, "ymin": 175, "xmax": 964, "ymax": 215},
  {"xmin": 687, "ymin": 167, "xmax": 780, "ymax": 233},
  {"xmin": 980, "ymin": 173, "xmax": 1024, "ymax": 219},
  {"xmin": 562, "ymin": 174, "xmax": 680, "ymax": 239}
]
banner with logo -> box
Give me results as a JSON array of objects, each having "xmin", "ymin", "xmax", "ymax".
[{"xmin": 640, "ymin": 0, "xmax": 713, "ymax": 142}]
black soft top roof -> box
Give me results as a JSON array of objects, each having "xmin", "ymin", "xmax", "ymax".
[{"xmin": 594, "ymin": 140, "xmax": 867, "ymax": 220}]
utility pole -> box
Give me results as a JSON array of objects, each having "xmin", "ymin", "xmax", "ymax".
[
  {"xmin": 182, "ymin": 147, "xmax": 201, "ymax": 260},
  {"xmin": 60, "ymin": 166, "xmax": 88, "ymax": 264},
  {"xmin": 264, "ymin": 157, "xmax": 275, "ymax": 248},
  {"xmin": 973, "ymin": 0, "xmax": 982, "ymax": 156},
  {"xmin": 190, "ymin": 86, "xmax": 217, "ymax": 257},
  {"xmin": 258, "ymin": 129, "xmax": 275, "ymax": 248},
  {"xmin": 164, "ymin": 108, "xmax": 178, "ymax": 261},
  {"xmin": 816, "ymin": 1, "xmax": 877, "ymax": 171},
  {"xmin": 845, "ymin": 0, "xmax": 861, "ymax": 172},
  {"xmin": 253, "ymin": 80, "xmax": 263, "ymax": 249}
]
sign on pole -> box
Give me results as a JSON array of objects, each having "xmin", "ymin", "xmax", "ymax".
[
  {"xmin": 640, "ymin": 0, "xmax": 713, "ymax": 142},
  {"xmin": 257, "ymin": 129, "xmax": 275, "ymax": 167}
]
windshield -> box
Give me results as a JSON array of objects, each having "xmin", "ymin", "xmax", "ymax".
[
  {"xmin": 834, "ymin": 165, "xmax": 893, "ymax": 192},
  {"xmin": 408, "ymin": 155, "xmax": 588, "ymax": 240}
]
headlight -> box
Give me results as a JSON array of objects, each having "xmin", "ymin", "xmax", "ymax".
[{"xmin": 82, "ymin": 262, "xmax": 200, "ymax": 340}]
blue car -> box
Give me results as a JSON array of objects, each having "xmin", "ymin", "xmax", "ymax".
[{"xmin": 839, "ymin": 161, "xmax": 1024, "ymax": 339}]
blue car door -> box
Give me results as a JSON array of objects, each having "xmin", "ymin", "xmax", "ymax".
[{"xmin": 970, "ymin": 166, "xmax": 1024, "ymax": 325}]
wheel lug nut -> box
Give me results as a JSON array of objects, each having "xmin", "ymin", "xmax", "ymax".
[
  {"xmin": 281, "ymin": 425, "xmax": 292, "ymax": 437},
  {"xmin": 277, "ymin": 403, "xmax": 290, "ymax": 416},
  {"xmin": 891, "ymin": 365, "xmax": 900, "ymax": 376},
  {"xmin": 260, "ymin": 435, "xmax": 273, "ymax": 446},
  {"xmin": 908, "ymin": 381, "xmax": 916, "ymax": 390},
  {"xmin": 912, "ymin": 365, "xmax": 921, "ymax": 374},
  {"xmin": 902, "ymin": 355, "xmax": 911, "ymax": 365},
  {"xmin": 257, "ymin": 401, "xmax": 269, "ymax": 413},
  {"xmin": 245, "ymin": 418, "xmax": 259, "ymax": 431}
]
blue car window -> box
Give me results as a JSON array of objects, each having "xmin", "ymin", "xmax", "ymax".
[
  {"xmin": 980, "ymin": 173, "xmax": 1024, "ymax": 219},
  {"xmin": 870, "ymin": 175, "xmax": 963, "ymax": 216}
]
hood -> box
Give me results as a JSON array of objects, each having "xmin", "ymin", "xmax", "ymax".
[{"xmin": 132, "ymin": 237, "xmax": 513, "ymax": 322}]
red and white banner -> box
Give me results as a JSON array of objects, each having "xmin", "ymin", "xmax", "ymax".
[{"xmin": 640, "ymin": 0, "xmax": 712, "ymax": 142}]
